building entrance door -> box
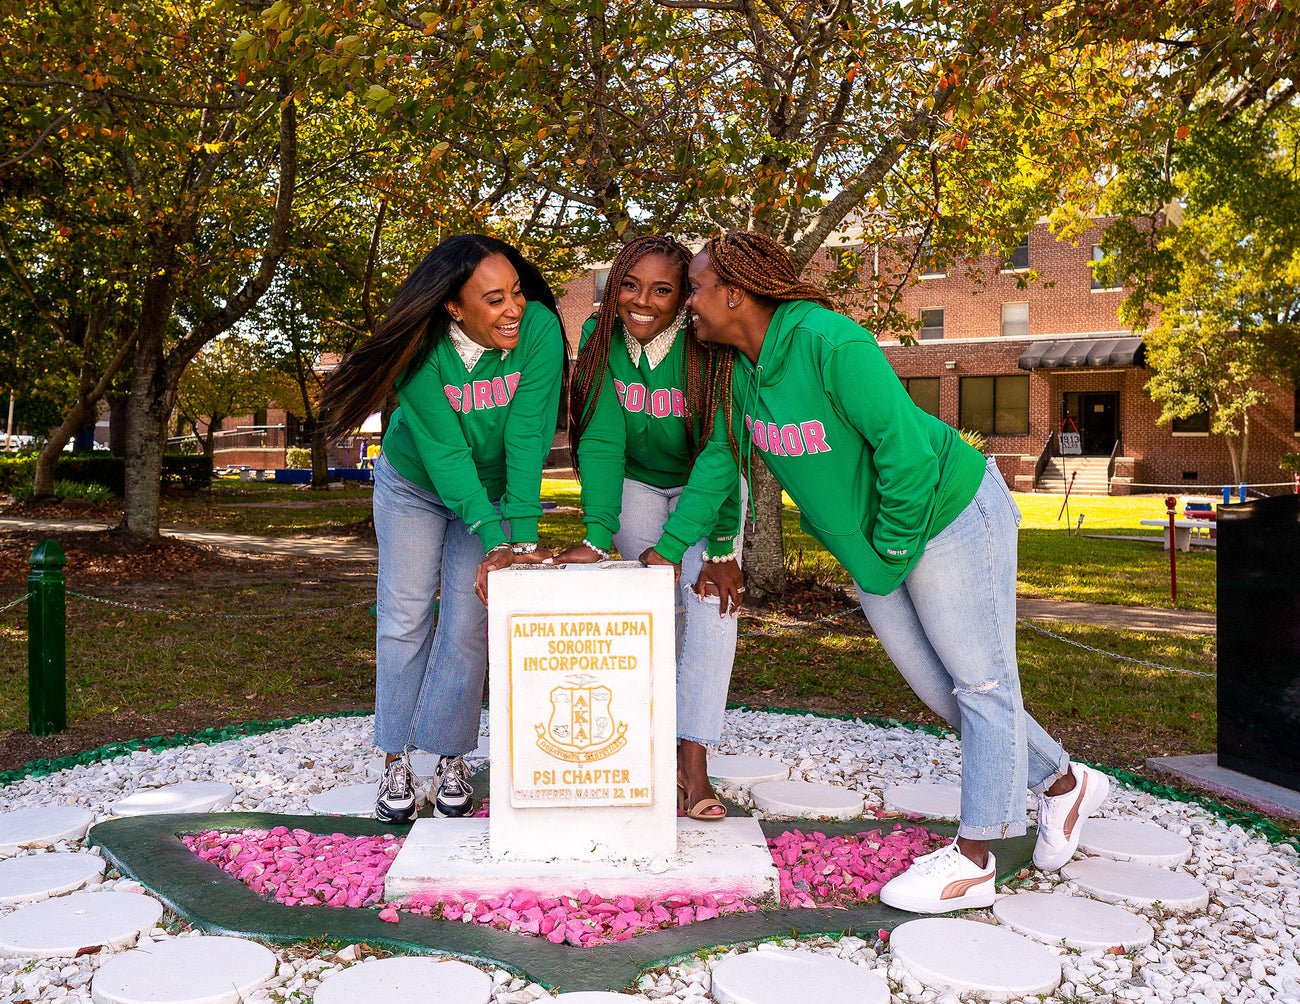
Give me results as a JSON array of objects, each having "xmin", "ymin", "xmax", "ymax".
[{"xmin": 1062, "ymin": 392, "xmax": 1118, "ymax": 456}]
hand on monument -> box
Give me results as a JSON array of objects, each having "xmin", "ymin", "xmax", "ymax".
[
  {"xmin": 512, "ymin": 546, "xmax": 555, "ymax": 565},
  {"xmin": 475, "ymin": 545, "xmax": 516, "ymax": 604},
  {"xmin": 551, "ymin": 542, "xmax": 604, "ymax": 564},
  {"xmin": 695, "ymin": 558, "xmax": 744, "ymax": 617},
  {"xmin": 638, "ymin": 546, "xmax": 681, "ymax": 586}
]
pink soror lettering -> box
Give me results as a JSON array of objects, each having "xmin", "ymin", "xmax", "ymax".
[
  {"xmin": 444, "ymin": 384, "xmax": 463, "ymax": 411},
  {"xmin": 625, "ymin": 383, "xmax": 646, "ymax": 411},
  {"xmin": 492, "ymin": 376, "xmax": 509, "ymax": 406},
  {"xmin": 651, "ymin": 389, "xmax": 671, "ymax": 417},
  {"xmin": 782, "ymin": 424, "xmax": 805, "ymax": 456},
  {"xmin": 671, "ymin": 388, "xmax": 685, "ymax": 417},
  {"xmin": 767, "ymin": 423, "xmax": 786, "ymax": 456},
  {"xmin": 473, "ymin": 380, "xmax": 493, "ymax": 410},
  {"xmin": 801, "ymin": 421, "xmax": 830, "ymax": 453}
]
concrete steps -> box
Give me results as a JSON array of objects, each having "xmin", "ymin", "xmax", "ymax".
[{"xmin": 1037, "ymin": 457, "xmax": 1112, "ymax": 495}]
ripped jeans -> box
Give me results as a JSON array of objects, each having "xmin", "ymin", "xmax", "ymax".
[{"xmin": 855, "ymin": 457, "xmax": 1069, "ymax": 839}]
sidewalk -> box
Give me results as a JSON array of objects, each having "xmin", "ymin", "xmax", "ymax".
[{"xmin": 2, "ymin": 517, "xmax": 1213, "ymax": 633}]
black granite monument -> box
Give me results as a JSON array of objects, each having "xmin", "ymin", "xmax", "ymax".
[{"xmin": 1217, "ymin": 493, "xmax": 1300, "ymax": 791}]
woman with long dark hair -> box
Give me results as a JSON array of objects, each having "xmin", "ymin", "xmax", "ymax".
[
  {"xmin": 653, "ymin": 231, "xmax": 1108, "ymax": 911},
  {"xmin": 555, "ymin": 234, "xmax": 743, "ymax": 821},
  {"xmin": 324, "ymin": 233, "xmax": 566, "ymax": 823}
]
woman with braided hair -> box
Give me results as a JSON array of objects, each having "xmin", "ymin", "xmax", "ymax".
[
  {"xmin": 323, "ymin": 234, "xmax": 566, "ymax": 825},
  {"xmin": 655, "ymin": 231, "xmax": 1108, "ymax": 912},
  {"xmin": 554, "ymin": 234, "xmax": 743, "ymax": 821}
]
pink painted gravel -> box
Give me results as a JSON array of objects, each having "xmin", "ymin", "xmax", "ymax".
[{"xmin": 183, "ymin": 823, "xmax": 942, "ymax": 946}]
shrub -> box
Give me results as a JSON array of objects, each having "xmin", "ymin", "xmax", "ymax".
[
  {"xmin": 958, "ymin": 428, "xmax": 988, "ymax": 454},
  {"xmin": 57, "ymin": 454, "xmax": 126, "ymax": 494},
  {"xmin": 0, "ymin": 454, "xmax": 37, "ymax": 493},
  {"xmin": 1281, "ymin": 453, "xmax": 1300, "ymax": 473},
  {"xmin": 52, "ymin": 480, "xmax": 113, "ymax": 502},
  {"xmin": 161, "ymin": 454, "xmax": 212, "ymax": 490},
  {"xmin": 285, "ymin": 447, "xmax": 311, "ymax": 468}
]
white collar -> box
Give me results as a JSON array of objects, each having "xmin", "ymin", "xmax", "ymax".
[
  {"xmin": 623, "ymin": 310, "xmax": 686, "ymax": 370},
  {"xmin": 448, "ymin": 320, "xmax": 510, "ymax": 371}
]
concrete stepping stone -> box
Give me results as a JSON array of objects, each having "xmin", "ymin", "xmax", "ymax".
[
  {"xmin": 110, "ymin": 782, "xmax": 236, "ymax": 817},
  {"xmin": 708, "ymin": 754, "xmax": 790, "ymax": 786},
  {"xmin": 0, "ymin": 890, "xmax": 163, "ymax": 958},
  {"xmin": 710, "ymin": 949, "xmax": 888, "ymax": 1004},
  {"xmin": 1062, "ymin": 858, "xmax": 1209, "ymax": 912},
  {"xmin": 889, "ymin": 917, "xmax": 1061, "ymax": 1001},
  {"xmin": 749, "ymin": 780, "xmax": 864, "ymax": 820},
  {"xmin": 313, "ymin": 956, "xmax": 492, "ymax": 1003},
  {"xmin": 0, "ymin": 851, "xmax": 105, "ymax": 905},
  {"xmin": 1077, "ymin": 818, "xmax": 1193, "ymax": 867},
  {"xmin": 90, "ymin": 935, "xmax": 277, "ymax": 1004},
  {"xmin": 992, "ymin": 892, "xmax": 1155, "ymax": 951},
  {"xmin": 0, "ymin": 804, "xmax": 95, "ymax": 853},
  {"xmin": 307, "ymin": 784, "xmax": 384, "ymax": 817},
  {"xmin": 883, "ymin": 781, "xmax": 961, "ymax": 819}
]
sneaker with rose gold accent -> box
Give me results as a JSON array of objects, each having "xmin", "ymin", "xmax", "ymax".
[
  {"xmin": 1033, "ymin": 762, "xmax": 1110, "ymax": 871},
  {"xmin": 878, "ymin": 841, "xmax": 996, "ymax": 914}
]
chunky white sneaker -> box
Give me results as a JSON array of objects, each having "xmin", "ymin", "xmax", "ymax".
[
  {"xmin": 375, "ymin": 755, "xmax": 418, "ymax": 825},
  {"xmin": 879, "ymin": 841, "xmax": 996, "ymax": 914},
  {"xmin": 432, "ymin": 755, "xmax": 474, "ymax": 818},
  {"xmin": 1033, "ymin": 763, "xmax": 1110, "ymax": 871}
]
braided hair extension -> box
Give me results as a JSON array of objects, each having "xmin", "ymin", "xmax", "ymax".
[
  {"xmin": 695, "ymin": 232, "xmax": 832, "ymax": 460},
  {"xmin": 568, "ymin": 235, "xmax": 711, "ymax": 474}
]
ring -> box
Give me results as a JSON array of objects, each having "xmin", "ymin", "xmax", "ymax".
[{"xmin": 737, "ymin": 586, "xmax": 746, "ymax": 593}]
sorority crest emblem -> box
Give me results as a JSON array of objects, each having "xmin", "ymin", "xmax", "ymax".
[{"xmin": 535, "ymin": 679, "xmax": 628, "ymax": 763}]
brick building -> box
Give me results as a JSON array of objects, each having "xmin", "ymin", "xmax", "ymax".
[{"xmin": 554, "ymin": 222, "xmax": 1299, "ymax": 495}]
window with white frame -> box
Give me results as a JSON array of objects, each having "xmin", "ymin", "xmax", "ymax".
[
  {"xmin": 1001, "ymin": 302, "xmax": 1029, "ymax": 338},
  {"xmin": 593, "ymin": 268, "xmax": 610, "ymax": 305},
  {"xmin": 1001, "ymin": 235, "xmax": 1029, "ymax": 272},
  {"xmin": 918, "ymin": 308, "xmax": 944, "ymax": 340},
  {"xmin": 1091, "ymin": 246, "xmax": 1121, "ymax": 290}
]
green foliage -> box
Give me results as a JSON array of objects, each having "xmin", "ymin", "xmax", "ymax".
[
  {"xmin": 285, "ymin": 447, "xmax": 311, "ymax": 469},
  {"xmin": 161, "ymin": 455, "xmax": 212, "ymax": 491},
  {"xmin": 55, "ymin": 456, "xmax": 126, "ymax": 495},
  {"xmin": 1281, "ymin": 453, "xmax": 1300, "ymax": 473},
  {"xmin": 52, "ymin": 480, "xmax": 113, "ymax": 502},
  {"xmin": 958, "ymin": 429, "xmax": 989, "ymax": 454},
  {"xmin": 0, "ymin": 455, "xmax": 37, "ymax": 493}
]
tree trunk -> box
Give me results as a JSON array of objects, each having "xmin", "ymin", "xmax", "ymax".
[
  {"xmin": 311, "ymin": 424, "xmax": 329, "ymax": 488},
  {"xmin": 1225, "ymin": 434, "xmax": 1242, "ymax": 484},
  {"xmin": 742, "ymin": 457, "xmax": 787, "ymax": 600},
  {"xmin": 119, "ymin": 276, "xmax": 177, "ymax": 539},
  {"xmin": 108, "ymin": 393, "xmax": 130, "ymax": 455}
]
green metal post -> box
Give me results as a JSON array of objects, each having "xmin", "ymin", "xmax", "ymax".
[{"xmin": 28, "ymin": 539, "xmax": 66, "ymax": 735}]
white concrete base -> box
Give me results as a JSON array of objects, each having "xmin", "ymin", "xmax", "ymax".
[
  {"xmin": 707, "ymin": 755, "xmax": 790, "ymax": 787},
  {"xmin": 109, "ymin": 782, "xmax": 235, "ymax": 817},
  {"xmin": 312, "ymin": 956, "xmax": 492, "ymax": 1003},
  {"xmin": 307, "ymin": 784, "xmax": 387, "ymax": 817},
  {"xmin": 889, "ymin": 917, "xmax": 1061, "ymax": 1001},
  {"xmin": 710, "ymin": 950, "xmax": 888, "ymax": 1004},
  {"xmin": 749, "ymin": 780, "xmax": 864, "ymax": 820},
  {"xmin": 883, "ymin": 781, "xmax": 961, "ymax": 820},
  {"xmin": 90, "ymin": 935, "xmax": 277, "ymax": 1004},
  {"xmin": 0, "ymin": 890, "xmax": 163, "ymax": 958},
  {"xmin": 992, "ymin": 892, "xmax": 1155, "ymax": 951},
  {"xmin": 1061, "ymin": 858, "xmax": 1209, "ymax": 912},
  {"xmin": 1077, "ymin": 818, "xmax": 1193, "ymax": 867},
  {"xmin": 0, "ymin": 852, "xmax": 105, "ymax": 905},
  {"xmin": 0, "ymin": 805, "xmax": 95, "ymax": 853},
  {"xmin": 384, "ymin": 817, "xmax": 780, "ymax": 905}
]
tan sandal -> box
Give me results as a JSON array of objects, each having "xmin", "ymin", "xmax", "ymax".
[{"xmin": 677, "ymin": 782, "xmax": 726, "ymax": 820}]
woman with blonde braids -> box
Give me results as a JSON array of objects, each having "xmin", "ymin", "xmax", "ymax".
[
  {"xmin": 555, "ymin": 234, "xmax": 743, "ymax": 821},
  {"xmin": 655, "ymin": 231, "xmax": 1108, "ymax": 911}
]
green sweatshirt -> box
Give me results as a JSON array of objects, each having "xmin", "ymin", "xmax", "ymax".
[
  {"xmin": 575, "ymin": 317, "xmax": 740, "ymax": 556},
  {"xmin": 382, "ymin": 300, "xmax": 564, "ymax": 552},
  {"xmin": 660, "ymin": 300, "xmax": 986, "ymax": 593}
]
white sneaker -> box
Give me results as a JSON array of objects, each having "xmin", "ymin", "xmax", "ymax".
[
  {"xmin": 1033, "ymin": 763, "xmax": 1110, "ymax": 871},
  {"xmin": 878, "ymin": 841, "xmax": 996, "ymax": 914}
]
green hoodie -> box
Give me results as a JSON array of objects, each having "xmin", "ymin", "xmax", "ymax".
[
  {"xmin": 575, "ymin": 316, "xmax": 740, "ymax": 555},
  {"xmin": 659, "ymin": 300, "xmax": 985, "ymax": 593},
  {"xmin": 382, "ymin": 300, "xmax": 563, "ymax": 551}
]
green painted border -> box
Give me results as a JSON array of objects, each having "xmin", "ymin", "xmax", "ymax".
[{"xmin": 89, "ymin": 807, "xmax": 1034, "ymax": 993}]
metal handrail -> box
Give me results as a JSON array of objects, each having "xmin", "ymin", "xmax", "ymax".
[
  {"xmin": 1107, "ymin": 433, "xmax": 1123, "ymax": 483},
  {"xmin": 1033, "ymin": 432, "xmax": 1055, "ymax": 486}
]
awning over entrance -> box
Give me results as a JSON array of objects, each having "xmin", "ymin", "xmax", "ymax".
[{"xmin": 1018, "ymin": 336, "xmax": 1144, "ymax": 370}]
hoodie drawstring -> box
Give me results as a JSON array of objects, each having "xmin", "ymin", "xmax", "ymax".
[{"xmin": 740, "ymin": 362, "xmax": 763, "ymax": 532}]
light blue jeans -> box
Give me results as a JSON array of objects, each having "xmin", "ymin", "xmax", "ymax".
[
  {"xmin": 372, "ymin": 453, "xmax": 502, "ymax": 756},
  {"xmin": 855, "ymin": 457, "xmax": 1069, "ymax": 839},
  {"xmin": 613, "ymin": 477, "xmax": 745, "ymax": 745}
]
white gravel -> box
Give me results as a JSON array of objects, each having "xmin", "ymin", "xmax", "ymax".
[{"xmin": 2, "ymin": 708, "xmax": 1297, "ymax": 1003}]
